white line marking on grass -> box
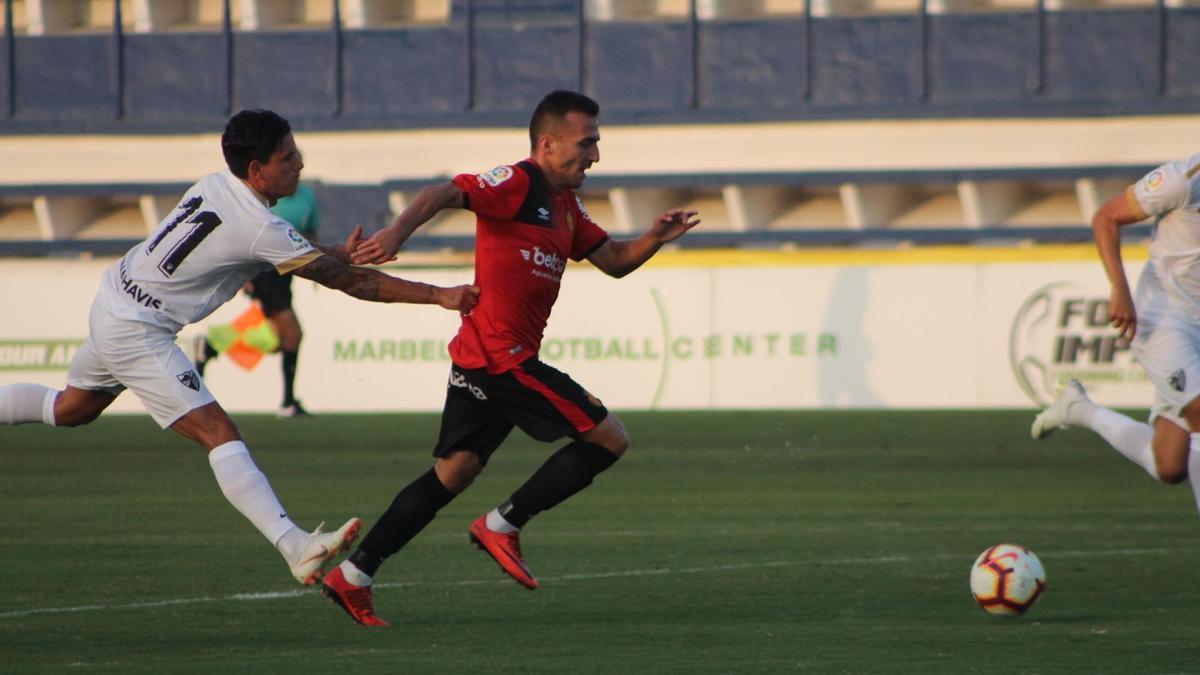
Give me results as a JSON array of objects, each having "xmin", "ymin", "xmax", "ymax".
[{"xmin": 0, "ymin": 545, "xmax": 1179, "ymax": 620}]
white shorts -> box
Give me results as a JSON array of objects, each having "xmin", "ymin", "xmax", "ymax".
[
  {"xmin": 1132, "ymin": 317, "xmax": 1200, "ymax": 429},
  {"xmin": 67, "ymin": 302, "xmax": 215, "ymax": 428}
]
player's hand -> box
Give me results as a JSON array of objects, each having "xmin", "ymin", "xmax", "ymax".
[
  {"xmin": 1109, "ymin": 285, "xmax": 1137, "ymax": 342},
  {"xmin": 340, "ymin": 225, "xmax": 365, "ymax": 263},
  {"xmin": 650, "ymin": 209, "xmax": 700, "ymax": 244},
  {"xmin": 350, "ymin": 230, "xmax": 400, "ymax": 265},
  {"xmin": 434, "ymin": 284, "xmax": 480, "ymax": 313}
]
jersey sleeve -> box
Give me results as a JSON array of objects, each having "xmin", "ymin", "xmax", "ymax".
[
  {"xmin": 1132, "ymin": 161, "xmax": 1190, "ymax": 217},
  {"xmin": 452, "ymin": 165, "xmax": 529, "ymax": 221},
  {"xmin": 252, "ymin": 216, "xmax": 320, "ymax": 274},
  {"xmin": 568, "ymin": 194, "xmax": 609, "ymax": 261}
]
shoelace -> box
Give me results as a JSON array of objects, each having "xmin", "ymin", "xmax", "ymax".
[{"xmin": 344, "ymin": 587, "xmax": 376, "ymax": 614}]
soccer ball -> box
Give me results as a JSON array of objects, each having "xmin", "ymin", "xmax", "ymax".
[{"xmin": 969, "ymin": 544, "xmax": 1046, "ymax": 616}]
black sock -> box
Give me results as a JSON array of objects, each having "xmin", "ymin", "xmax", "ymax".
[
  {"xmin": 281, "ymin": 349, "xmax": 298, "ymax": 406},
  {"xmin": 501, "ymin": 441, "xmax": 618, "ymax": 529},
  {"xmin": 352, "ymin": 468, "xmax": 456, "ymax": 577}
]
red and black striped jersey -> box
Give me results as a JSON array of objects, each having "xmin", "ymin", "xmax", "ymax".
[{"xmin": 449, "ymin": 159, "xmax": 609, "ymax": 374}]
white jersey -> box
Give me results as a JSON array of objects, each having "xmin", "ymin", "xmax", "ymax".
[
  {"xmin": 1131, "ymin": 154, "xmax": 1200, "ymax": 323},
  {"xmin": 95, "ymin": 170, "xmax": 320, "ymax": 333}
]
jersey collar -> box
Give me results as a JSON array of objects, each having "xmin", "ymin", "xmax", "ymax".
[{"xmin": 225, "ymin": 169, "xmax": 271, "ymax": 208}]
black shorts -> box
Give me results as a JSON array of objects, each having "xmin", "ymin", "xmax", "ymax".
[
  {"xmin": 248, "ymin": 269, "xmax": 293, "ymax": 317},
  {"xmin": 432, "ymin": 358, "xmax": 609, "ymax": 464}
]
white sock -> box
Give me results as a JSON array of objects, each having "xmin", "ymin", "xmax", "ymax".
[
  {"xmin": 486, "ymin": 508, "xmax": 519, "ymax": 534},
  {"xmin": 339, "ymin": 560, "xmax": 373, "ymax": 587},
  {"xmin": 1078, "ymin": 404, "xmax": 1158, "ymax": 479},
  {"xmin": 1189, "ymin": 437, "xmax": 1200, "ymax": 518},
  {"xmin": 0, "ymin": 384, "xmax": 58, "ymax": 426},
  {"xmin": 208, "ymin": 441, "xmax": 298, "ymax": 547}
]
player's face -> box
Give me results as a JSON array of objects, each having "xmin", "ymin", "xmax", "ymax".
[
  {"xmin": 546, "ymin": 112, "xmax": 600, "ymax": 190},
  {"xmin": 255, "ymin": 133, "xmax": 304, "ymax": 204}
]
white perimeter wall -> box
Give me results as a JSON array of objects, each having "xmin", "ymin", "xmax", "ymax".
[
  {"xmin": 4, "ymin": 115, "xmax": 1200, "ymax": 186},
  {"xmin": 0, "ymin": 249, "xmax": 1151, "ymax": 413}
]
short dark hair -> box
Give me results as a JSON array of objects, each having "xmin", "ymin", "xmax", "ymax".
[
  {"xmin": 529, "ymin": 90, "xmax": 600, "ymax": 149},
  {"xmin": 221, "ymin": 110, "xmax": 291, "ymax": 178}
]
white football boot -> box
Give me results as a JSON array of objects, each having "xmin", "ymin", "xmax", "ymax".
[
  {"xmin": 1031, "ymin": 379, "xmax": 1091, "ymax": 440},
  {"xmin": 289, "ymin": 517, "xmax": 362, "ymax": 586}
]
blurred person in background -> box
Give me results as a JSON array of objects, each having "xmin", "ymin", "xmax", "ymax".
[{"xmin": 196, "ymin": 180, "xmax": 319, "ymax": 418}]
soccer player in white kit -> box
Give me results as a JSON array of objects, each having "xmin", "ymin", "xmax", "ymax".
[
  {"xmin": 0, "ymin": 110, "xmax": 479, "ymax": 587},
  {"xmin": 1033, "ymin": 155, "xmax": 1200, "ymax": 516}
]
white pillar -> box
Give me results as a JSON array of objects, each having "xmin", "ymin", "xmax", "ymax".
[
  {"xmin": 722, "ymin": 184, "xmax": 793, "ymax": 232},
  {"xmin": 33, "ymin": 196, "xmax": 108, "ymax": 240},
  {"xmin": 26, "ymin": 0, "xmax": 80, "ymax": 35},
  {"xmin": 131, "ymin": 0, "xmax": 188, "ymax": 31},
  {"xmin": 139, "ymin": 194, "xmax": 183, "ymax": 232},
  {"xmin": 1075, "ymin": 177, "xmax": 1130, "ymax": 223},
  {"xmin": 839, "ymin": 183, "xmax": 911, "ymax": 229},
  {"xmin": 608, "ymin": 187, "xmax": 687, "ymax": 234},
  {"xmin": 958, "ymin": 180, "xmax": 1030, "ymax": 229}
]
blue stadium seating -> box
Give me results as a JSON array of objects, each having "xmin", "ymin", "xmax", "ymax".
[
  {"xmin": 0, "ymin": 1, "xmax": 1184, "ymax": 254},
  {"xmin": 3, "ymin": 3, "xmax": 1200, "ymax": 133}
]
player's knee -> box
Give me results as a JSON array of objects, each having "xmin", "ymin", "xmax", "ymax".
[
  {"xmin": 607, "ymin": 430, "xmax": 629, "ymax": 457},
  {"xmin": 1155, "ymin": 455, "xmax": 1189, "ymax": 484},
  {"xmin": 55, "ymin": 408, "xmax": 99, "ymax": 427},
  {"xmin": 52, "ymin": 398, "xmax": 99, "ymax": 427},
  {"xmin": 591, "ymin": 417, "xmax": 629, "ymax": 457},
  {"xmin": 1150, "ymin": 434, "xmax": 1190, "ymax": 484},
  {"xmin": 604, "ymin": 425, "xmax": 633, "ymax": 456},
  {"xmin": 435, "ymin": 452, "xmax": 484, "ymax": 494},
  {"xmin": 1158, "ymin": 466, "xmax": 1188, "ymax": 484},
  {"xmin": 1150, "ymin": 438, "xmax": 1190, "ymax": 484}
]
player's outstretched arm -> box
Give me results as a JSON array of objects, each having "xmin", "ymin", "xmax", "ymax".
[
  {"xmin": 587, "ymin": 209, "xmax": 700, "ymax": 279},
  {"xmin": 1091, "ymin": 187, "xmax": 1146, "ymax": 341},
  {"xmin": 351, "ymin": 182, "xmax": 465, "ymax": 265},
  {"xmin": 293, "ymin": 255, "xmax": 479, "ymax": 312},
  {"xmin": 311, "ymin": 225, "xmax": 365, "ymax": 265}
]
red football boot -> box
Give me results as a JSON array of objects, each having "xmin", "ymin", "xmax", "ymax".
[
  {"xmin": 321, "ymin": 566, "xmax": 389, "ymax": 627},
  {"xmin": 468, "ymin": 514, "xmax": 539, "ymax": 590}
]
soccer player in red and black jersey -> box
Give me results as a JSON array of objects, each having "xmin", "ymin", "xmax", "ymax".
[{"xmin": 320, "ymin": 90, "xmax": 700, "ymax": 626}]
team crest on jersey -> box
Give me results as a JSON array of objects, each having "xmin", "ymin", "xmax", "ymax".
[
  {"xmin": 1145, "ymin": 169, "xmax": 1165, "ymax": 192},
  {"xmin": 177, "ymin": 370, "xmax": 200, "ymax": 391},
  {"xmin": 1170, "ymin": 369, "xmax": 1186, "ymax": 392},
  {"xmin": 285, "ymin": 226, "xmax": 309, "ymax": 251},
  {"xmin": 478, "ymin": 166, "xmax": 514, "ymax": 188}
]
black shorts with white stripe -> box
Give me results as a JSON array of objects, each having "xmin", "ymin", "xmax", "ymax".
[{"xmin": 431, "ymin": 358, "xmax": 609, "ymax": 464}]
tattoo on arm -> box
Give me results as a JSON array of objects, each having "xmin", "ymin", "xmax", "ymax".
[
  {"xmin": 315, "ymin": 243, "xmax": 350, "ymax": 264},
  {"xmin": 294, "ymin": 255, "xmax": 382, "ymax": 301},
  {"xmin": 293, "ymin": 253, "xmax": 435, "ymax": 304}
]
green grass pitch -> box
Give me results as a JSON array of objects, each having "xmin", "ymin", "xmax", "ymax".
[{"xmin": 4, "ymin": 410, "xmax": 1200, "ymax": 673}]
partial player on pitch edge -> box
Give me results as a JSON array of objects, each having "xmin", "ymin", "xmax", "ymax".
[{"xmin": 1033, "ymin": 154, "xmax": 1200, "ymax": 517}]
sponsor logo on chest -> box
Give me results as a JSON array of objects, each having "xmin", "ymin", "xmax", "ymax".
[{"xmin": 519, "ymin": 246, "xmax": 566, "ymax": 282}]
